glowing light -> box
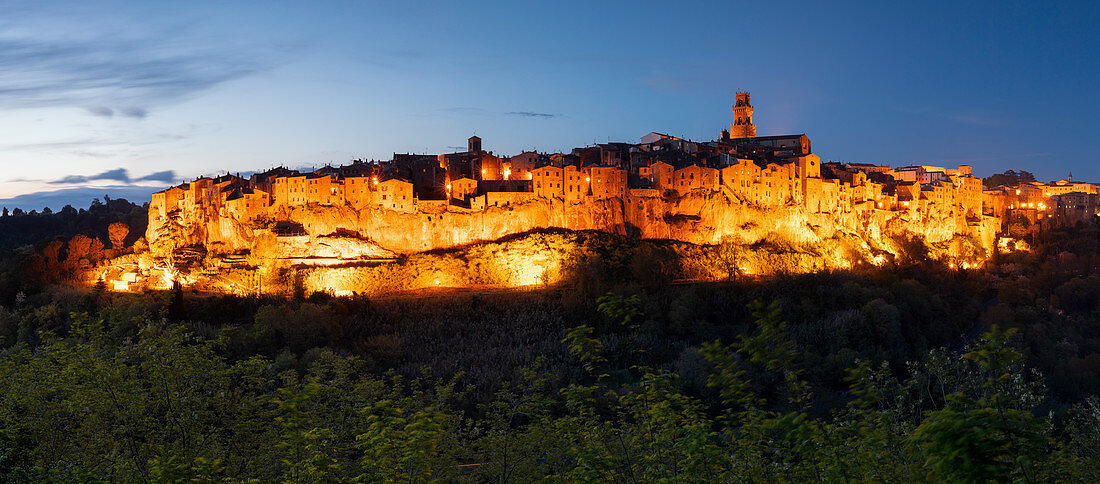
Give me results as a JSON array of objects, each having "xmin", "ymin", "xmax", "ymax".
[
  {"xmin": 372, "ymin": 177, "xmax": 378, "ymax": 185},
  {"xmin": 434, "ymin": 279, "xmax": 441, "ymax": 286},
  {"xmin": 446, "ymin": 183, "xmax": 452, "ymax": 191},
  {"xmin": 334, "ymin": 289, "xmax": 354, "ymax": 297},
  {"xmin": 527, "ymin": 172, "xmax": 533, "ymax": 180},
  {"xmin": 1016, "ymin": 189, "xmax": 1021, "ymax": 195},
  {"xmin": 481, "ymin": 169, "xmax": 487, "ymax": 175},
  {"xmin": 585, "ymin": 177, "xmax": 590, "ymax": 183},
  {"xmin": 503, "ymin": 168, "xmax": 511, "ymax": 180}
]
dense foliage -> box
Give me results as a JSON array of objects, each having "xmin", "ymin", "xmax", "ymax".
[
  {"xmin": 0, "ymin": 214, "xmax": 1099, "ymax": 481},
  {"xmin": 0, "ymin": 196, "xmax": 145, "ymax": 251},
  {"xmin": 983, "ymin": 170, "xmax": 1038, "ymax": 188}
]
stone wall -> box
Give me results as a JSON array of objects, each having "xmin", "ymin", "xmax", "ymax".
[{"xmin": 147, "ymin": 186, "xmax": 999, "ymax": 264}]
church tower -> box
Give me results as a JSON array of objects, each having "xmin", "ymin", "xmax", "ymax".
[{"xmin": 729, "ymin": 92, "xmax": 756, "ymax": 139}]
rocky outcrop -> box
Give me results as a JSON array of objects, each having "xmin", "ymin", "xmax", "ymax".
[{"xmin": 147, "ymin": 188, "xmax": 997, "ymax": 261}]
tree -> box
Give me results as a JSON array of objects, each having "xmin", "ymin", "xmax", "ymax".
[
  {"xmin": 107, "ymin": 222, "xmax": 129, "ymax": 251},
  {"xmin": 715, "ymin": 235, "xmax": 743, "ymax": 281},
  {"xmin": 64, "ymin": 235, "xmax": 105, "ymax": 269},
  {"xmin": 984, "ymin": 170, "xmax": 1037, "ymax": 188},
  {"xmin": 910, "ymin": 327, "xmax": 1048, "ymax": 483}
]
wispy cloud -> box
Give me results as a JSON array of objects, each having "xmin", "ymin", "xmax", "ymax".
[
  {"xmin": 506, "ymin": 111, "xmax": 557, "ymax": 119},
  {"xmin": 12, "ymin": 168, "xmax": 177, "ymax": 186},
  {"xmin": 432, "ymin": 107, "xmax": 560, "ymax": 119},
  {"xmin": 0, "ymin": 20, "xmax": 275, "ymax": 118},
  {"xmin": 135, "ymin": 171, "xmax": 176, "ymax": 183},
  {"xmin": 50, "ymin": 168, "xmax": 131, "ymax": 185}
]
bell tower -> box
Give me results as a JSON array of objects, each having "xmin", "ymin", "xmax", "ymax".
[{"xmin": 729, "ymin": 92, "xmax": 756, "ymax": 139}]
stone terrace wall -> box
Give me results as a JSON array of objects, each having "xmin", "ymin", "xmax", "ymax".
[{"xmin": 147, "ymin": 189, "xmax": 999, "ymax": 261}]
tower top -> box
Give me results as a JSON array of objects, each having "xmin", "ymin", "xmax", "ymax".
[{"xmin": 729, "ymin": 92, "xmax": 756, "ymax": 139}]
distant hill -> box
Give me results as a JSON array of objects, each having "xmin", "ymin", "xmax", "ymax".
[{"xmin": 0, "ymin": 185, "xmax": 161, "ymax": 212}]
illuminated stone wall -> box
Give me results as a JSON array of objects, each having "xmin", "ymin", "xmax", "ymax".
[{"xmin": 147, "ymin": 181, "xmax": 1000, "ymax": 267}]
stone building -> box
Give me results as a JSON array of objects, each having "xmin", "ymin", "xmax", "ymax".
[
  {"xmin": 672, "ymin": 164, "xmax": 719, "ymax": 195},
  {"xmin": 224, "ymin": 187, "xmax": 270, "ymax": 223},
  {"xmin": 343, "ymin": 175, "xmax": 375, "ymax": 210},
  {"xmin": 532, "ymin": 165, "xmax": 565, "ymax": 199},
  {"xmin": 449, "ymin": 177, "xmax": 478, "ymax": 202},
  {"xmin": 587, "ymin": 166, "xmax": 628, "ymax": 200},
  {"xmin": 375, "ymin": 178, "xmax": 415, "ymax": 212}
]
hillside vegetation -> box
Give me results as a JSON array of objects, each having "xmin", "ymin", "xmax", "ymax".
[{"xmin": 0, "ymin": 205, "xmax": 1097, "ymax": 481}]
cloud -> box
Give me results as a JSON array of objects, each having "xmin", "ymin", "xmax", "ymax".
[
  {"xmin": 40, "ymin": 168, "xmax": 177, "ymax": 185},
  {"xmin": 49, "ymin": 168, "xmax": 131, "ymax": 185},
  {"xmin": 0, "ymin": 23, "xmax": 271, "ymax": 118},
  {"xmin": 135, "ymin": 170, "xmax": 176, "ymax": 183},
  {"xmin": 506, "ymin": 111, "xmax": 557, "ymax": 119},
  {"xmin": 437, "ymin": 107, "xmax": 558, "ymax": 118},
  {"xmin": 86, "ymin": 106, "xmax": 115, "ymax": 117}
]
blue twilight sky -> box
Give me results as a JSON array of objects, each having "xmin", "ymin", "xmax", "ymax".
[{"xmin": 0, "ymin": 0, "xmax": 1097, "ymax": 210}]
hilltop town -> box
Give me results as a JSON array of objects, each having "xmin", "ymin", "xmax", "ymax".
[{"xmin": 139, "ymin": 93, "xmax": 1098, "ymax": 290}]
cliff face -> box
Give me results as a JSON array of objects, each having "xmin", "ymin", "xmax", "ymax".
[{"xmin": 147, "ymin": 189, "xmax": 997, "ymax": 262}]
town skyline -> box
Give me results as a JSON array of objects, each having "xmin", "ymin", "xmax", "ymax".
[{"xmin": 1, "ymin": 1, "xmax": 1097, "ymax": 210}]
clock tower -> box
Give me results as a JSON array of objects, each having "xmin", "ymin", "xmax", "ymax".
[{"xmin": 729, "ymin": 92, "xmax": 756, "ymax": 139}]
